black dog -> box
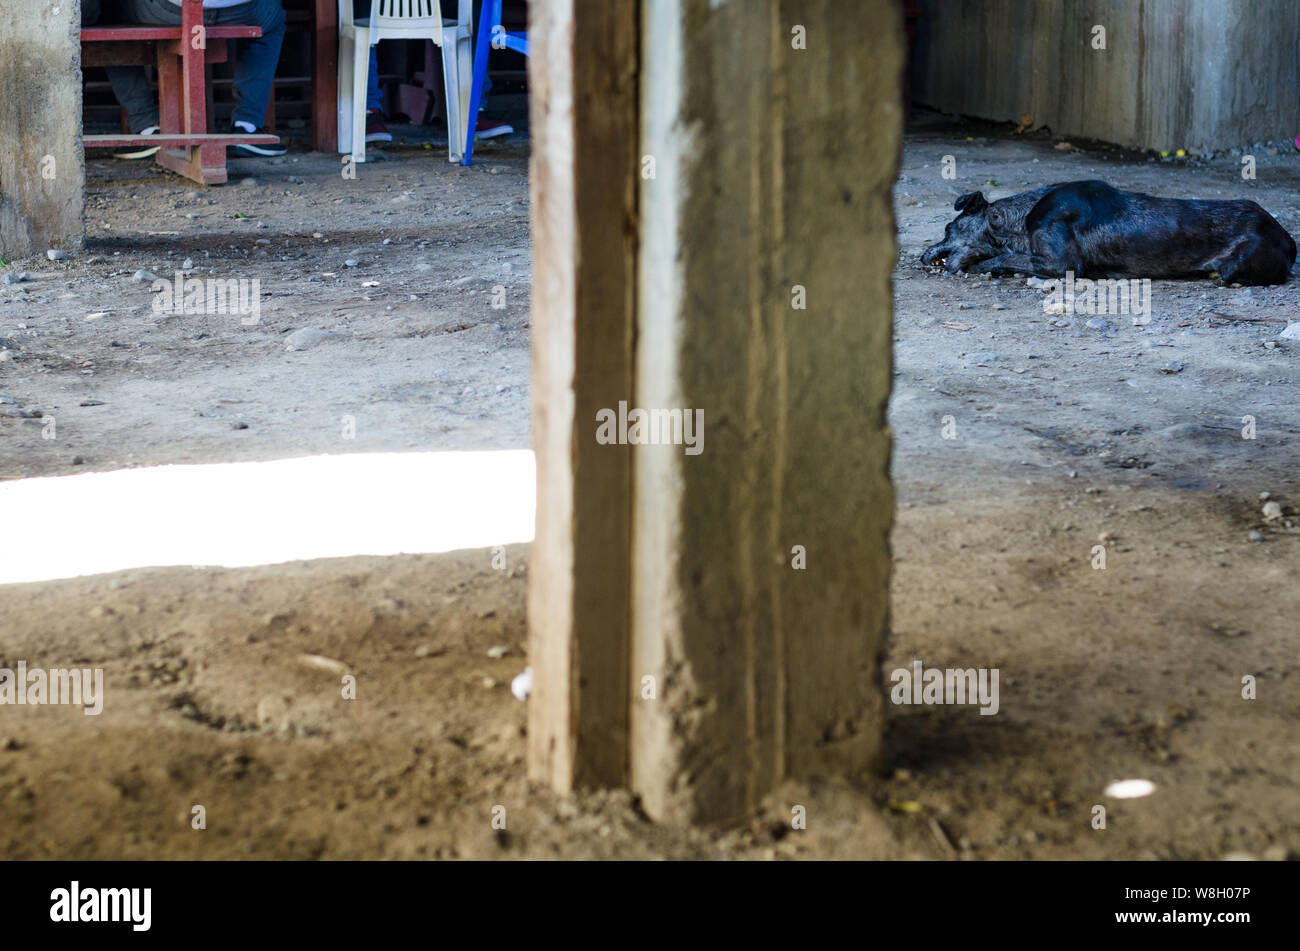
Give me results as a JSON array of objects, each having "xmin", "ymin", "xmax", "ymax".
[{"xmin": 920, "ymin": 180, "xmax": 1296, "ymax": 286}]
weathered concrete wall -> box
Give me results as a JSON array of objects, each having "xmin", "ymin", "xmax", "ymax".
[
  {"xmin": 0, "ymin": 0, "xmax": 85, "ymax": 259},
  {"xmin": 913, "ymin": 0, "xmax": 1300, "ymax": 153},
  {"xmin": 631, "ymin": 0, "xmax": 899, "ymax": 823}
]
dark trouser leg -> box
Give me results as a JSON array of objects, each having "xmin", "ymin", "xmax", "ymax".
[
  {"xmin": 102, "ymin": 0, "xmax": 196, "ymax": 132},
  {"xmin": 82, "ymin": 0, "xmax": 158, "ymax": 132},
  {"xmin": 211, "ymin": 0, "xmax": 286, "ymax": 129}
]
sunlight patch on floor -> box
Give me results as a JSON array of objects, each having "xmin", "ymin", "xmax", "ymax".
[{"xmin": 0, "ymin": 451, "xmax": 536, "ymax": 585}]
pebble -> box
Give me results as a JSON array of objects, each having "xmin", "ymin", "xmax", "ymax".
[
  {"xmin": 1279, "ymin": 323, "xmax": 1300, "ymax": 341},
  {"xmin": 1160, "ymin": 361, "xmax": 1185, "ymax": 374},
  {"xmin": 131, "ymin": 269, "xmax": 160, "ymax": 282},
  {"xmin": 1248, "ymin": 530, "xmax": 1265, "ymax": 542},
  {"xmin": 992, "ymin": 302, "xmax": 1008, "ymax": 310},
  {"xmin": 182, "ymin": 257, "xmax": 194, "ymax": 270},
  {"xmin": 284, "ymin": 327, "xmax": 334, "ymax": 351},
  {"xmin": 486, "ymin": 645, "xmax": 510, "ymax": 659},
  {"xmin": 510, "ymin": 667, "xmax": 533, "ymax": 701},
  {"xmin": 298, "ymin": 653, "xmax": 349, "ymax": 675},
  {"xmin": 1085, "ymin": 317, "xmax": 1111, "ymax": 331},
  {"xmin": 46, "ymin": 249, "xmax": 66, "ymax": 261},
  {"xmin": 344, "ymin": 259, "xmax": 358, "ymax": 267},
  {"xmin": 255, "ymin": 238, "xmax": 271, "ymax": 246},
  {"xmin": 1262, "ymin": 501, "xmax": 1283, "ymax": 521},
  {"xmin": 1, "ymin": 272, "xmax": 30, "ymax": 284},
  {"xmin": 1264, "ymin": 340, "xmax": 1278, "ymax": 350}
]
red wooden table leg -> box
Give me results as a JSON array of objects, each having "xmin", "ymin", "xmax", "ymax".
[
  {"xmin": 156, "ymin": 0, "xmax": 228, "ymax": 184},
  {"xmin": 314, "ymin": 0, "xmax": 338, "ymax": 152}
]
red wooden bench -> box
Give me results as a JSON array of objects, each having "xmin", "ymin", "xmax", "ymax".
[{"xmin": 81, "ymin": 0, "xmax": 278, "ymax": 185}]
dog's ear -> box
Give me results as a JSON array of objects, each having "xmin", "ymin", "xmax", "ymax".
[{"xmin": 954, "ymin": 191, "xmax": 988, "ymax": 215}]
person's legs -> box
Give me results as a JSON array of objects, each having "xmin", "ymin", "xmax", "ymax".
[
  {"xmin": 350, "ymin": 1, "xmax": 390, "ymax": 141},
  {"xmin": 93, "ymin": 0, "xmax": 178, "ymax": 134},
  {"xmin": 368, "ymin": 48, "xmax": 383, "ymax": 112},
  {"xmin": 208, "ymin": 0, "xmax": 286, "ymax": 130}
]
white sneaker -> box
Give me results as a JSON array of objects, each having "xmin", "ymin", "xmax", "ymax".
[{"xmin": 113, "ymin": 126, "xmax": 161, "ymax": 160}]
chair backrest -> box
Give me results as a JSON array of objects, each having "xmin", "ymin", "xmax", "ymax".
[{"xmin": 338, "ymin": 0, "xmax": 471, "ymax": 31}]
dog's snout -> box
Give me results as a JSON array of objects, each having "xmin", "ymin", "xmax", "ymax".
[{"xmin": 921, "ymin": 244, "xmax": 945, "ymax": 266}]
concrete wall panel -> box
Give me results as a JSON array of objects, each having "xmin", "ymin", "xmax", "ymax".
[{"xmin": 914, "ymin": 0, "xmax": 1300, "ymax": 152}]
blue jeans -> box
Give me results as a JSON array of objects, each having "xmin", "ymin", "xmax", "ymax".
[{"xmin": 84, "ymin": 0, "xmax": 286, "ymax": 132}]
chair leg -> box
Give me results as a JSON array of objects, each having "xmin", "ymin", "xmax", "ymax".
[
  {"xmin": 462, "ymin": 0, "xmax": 494, "ymax": 166},
  {"xmin": 352, "ymin": 31, "xmax": 370, "ymax": 164},
  {"xmin": 440, "ymin": 27, "xmax": 464, "ymax": 163},
  {"xmin": 337, "ymin": 29, "xmax": 354, "ymax": 154},
  {"xmin": 456, "ymin": 31, "xmax": 473, "ymax": 145}
]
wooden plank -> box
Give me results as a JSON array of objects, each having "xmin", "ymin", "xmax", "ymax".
[
  {"xmin": 85, "ymin": 134, "xmax": 277, "ymax": 146},
  {"xmin": 527, "ymin": 0, "xmax": 641, "ymax": 792},
  {"xmin": 83, "ymin": 38, "xmax": 230, "ymax": 67},
  {"xmin": 81, "ymin": 26, "xmax": 261, "ymax": 40}
]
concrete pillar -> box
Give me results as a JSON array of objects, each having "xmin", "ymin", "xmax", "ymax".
[
  {"xmin": 529, "ymin": 0, "xmax": 900, "ymax": 823},
  {"xmin": 0, "ymin": 1, "xmax": 85, "ymax": 259},
  {"xmin": 629, "ymin": 0, "xmax": 900, "ymax": 823},
  {"xmin": 527, "ymin": 0, "xmax": 640, "ymax": 792}
]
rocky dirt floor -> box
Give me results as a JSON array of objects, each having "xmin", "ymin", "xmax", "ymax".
[{"xmin": 0, "ymin": 108, "xmax": 1296, "ymax": 859}]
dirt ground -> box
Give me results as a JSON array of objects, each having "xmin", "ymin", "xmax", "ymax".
[{"xmin": 0, "ymin": 108, "xmax": 1297, "ymax": 860}]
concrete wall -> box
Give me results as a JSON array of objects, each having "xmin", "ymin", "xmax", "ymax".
[
  {"xmin": 913, "ymin": 0, "xmax": 1300, "ymax": 153},
  {"xmin": 0, "ymin": 0, "xmax": 85, "ymax": 259}
]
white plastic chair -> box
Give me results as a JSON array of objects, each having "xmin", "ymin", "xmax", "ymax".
[{"xmin": 338, "ymin": 0, "xmax": 473, "ymax": 164}]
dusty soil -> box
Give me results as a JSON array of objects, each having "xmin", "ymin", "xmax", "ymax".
[{"xmin": 0, "ymin": 109, "xmax": 1297, "ymax": 860}]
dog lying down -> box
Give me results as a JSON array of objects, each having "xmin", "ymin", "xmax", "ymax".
[{"xmin": 921, "ymin": 180, "xmax": 1297, "ymax": 286}]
